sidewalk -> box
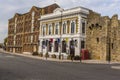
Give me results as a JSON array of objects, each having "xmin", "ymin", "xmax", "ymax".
[{"xmin": 1, "ymin": 50, "xmax": 120, "ymax": 64}]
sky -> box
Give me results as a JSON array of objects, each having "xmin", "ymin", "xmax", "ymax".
[{"xmin": 0, "ymin": 0, "xmax": 120, "ymax": 43}]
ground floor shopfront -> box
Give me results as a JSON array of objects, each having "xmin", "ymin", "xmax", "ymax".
[{"xmin": 38, "ymin": 34, "xmax": 86, "ymax": 59}]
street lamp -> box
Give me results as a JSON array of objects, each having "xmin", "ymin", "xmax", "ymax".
[{"xmin": 59, "ymin": 10, "xmax": 63, "ymax": 60}]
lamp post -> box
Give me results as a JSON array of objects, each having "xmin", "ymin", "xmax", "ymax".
[{"xmin": 59, "ymin": 11, "xmax": 63, "ymax": 60}]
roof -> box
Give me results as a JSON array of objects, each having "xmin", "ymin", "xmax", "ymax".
[{"xmin": 9, "ymin": 3, "xmax": 60, "ymax": 20}]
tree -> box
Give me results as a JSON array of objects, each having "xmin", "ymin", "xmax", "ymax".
[{"xmin": 3, "ymin": 37, "xmax": 7, "ymax": 50}]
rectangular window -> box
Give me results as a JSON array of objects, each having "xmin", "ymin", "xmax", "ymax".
[
  {"xmin": 82, "ymin": 22, "xmax": 85, "ymax": 34},
  {"xmin": 42, "ymin": 26, "xmax": 46, "ymax": 36},
  {"xmin": 71, "ymin": 21, "xmax": 75, "ymax": 33},
  {"xmin": 112, "ymin": 43, "xmax": 114, "ymax": 49},
  {"xmin": 81, "ymin": 40, "xmax": 85, "ymax": 49}
]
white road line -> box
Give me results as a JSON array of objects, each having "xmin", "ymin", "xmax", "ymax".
[
  {"xmin": 5, "ymin": 55, "xmax": 15, "ymax": 58},
  {"xmin": 111, "ymin": 66, "xmax": 120, "ymax": 70}
]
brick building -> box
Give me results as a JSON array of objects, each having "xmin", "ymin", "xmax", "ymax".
[{"xmin": 7, "ymin": 4, "xmax": 60, "ymax": 53}]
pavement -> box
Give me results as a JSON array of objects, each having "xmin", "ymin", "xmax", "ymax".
[{"xmin": 1, "ymin": 49, "xmax": 120, "ymax": 65}]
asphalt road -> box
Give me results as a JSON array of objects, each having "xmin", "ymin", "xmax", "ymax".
[{"xmin": 0, "ymin": 52, "xmax": 120, "ymax": 80}]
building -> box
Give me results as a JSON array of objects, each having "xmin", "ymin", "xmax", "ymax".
[
  {"xmin": 7, "ymin": 4, "xmax": 60, "ymax": 53},
  {"xmin": 86, "ymin": 10, "xmax": 120, "ymax": 61},
  {"xmin": 7, "ymin": 3, "xmax": 120, "ymax": 61},
  {"xmin": 38, "ymin": 7, "xmax": 89, "ymax": 58}
]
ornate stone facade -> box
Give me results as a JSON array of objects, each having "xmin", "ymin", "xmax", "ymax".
[{"xmin": 38, "ymin": 7, "xmax": 89, "ymax": 58}]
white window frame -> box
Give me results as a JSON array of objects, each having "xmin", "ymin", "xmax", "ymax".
[
  {"xmin": 62, "ymin": 21, "xmax": 67, "ymax": 34},
  {"xmin": 81, "ymin": 19, "xmax": 86, "ymax": 35},
  {"xmin": 70, "ymin": 20, "xmax": 76, "ymax": 34},
  {"xmin": 42, "ymin": 24, "xmax": 46, "ymax": 36},
  {"xmin": 48, "ymin": 24, "xmax": 52, "ymax": 35},
  {"xmin": 54, "ymin": 22, "xmax": 59, "ymax": 35}
]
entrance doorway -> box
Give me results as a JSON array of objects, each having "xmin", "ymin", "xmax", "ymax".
[
  {"xmin": 62, "ymin": 40, "xmax": 66, "ymax": 53},
  {"xmin": 70, "ymin": 40, "xmax": 75, "ymax": 57}
]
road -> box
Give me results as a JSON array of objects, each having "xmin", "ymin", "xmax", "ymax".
[{"xmin": 0, "ymin": 52, "xmax": 120, "ymax": 80}]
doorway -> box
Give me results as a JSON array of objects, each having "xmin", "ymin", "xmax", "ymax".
[{"xmin": 70, "ymin": 40, "xmax": 75, "ymax": 57}]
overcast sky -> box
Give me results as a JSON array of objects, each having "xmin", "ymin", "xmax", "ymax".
[{"xmin": 0, "ymin": 0, "xmax": 120, "ymax": 43}]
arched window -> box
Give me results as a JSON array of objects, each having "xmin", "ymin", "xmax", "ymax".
[
  {"xmin": 49, "ymin": 24, "xmax": 52, "ymax": 35},
  {"xmin": 63, "ymin": 22, "xmax": 66, "ymax": 34},
  {"xmin": 42, "ymin": 25, "xmax": 46, "ymax": 36},
  {"xmin": 70, "ymin": 40, "xmax": 75, "ymax": 57},
  {"xmin": 71, "ymin": 21, "xmax": 75, "ymax": 33},
  {"xmin": 55, "ymin": 23, "xmax": 59, "ymax": 34}
]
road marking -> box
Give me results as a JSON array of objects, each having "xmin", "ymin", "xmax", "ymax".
[
  {"xmin": 111, "ymin": 66, "xmax": 120, "ymax": 70},
  {"xmin": 5, "ymin": 55, "xmax": 15, "ymax": 58}
]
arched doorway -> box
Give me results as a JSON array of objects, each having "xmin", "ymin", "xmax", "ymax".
[
  {"xmin": 54, "ymin": 41, "xmax": 58, "ymax": 52},
  {"xmin": 48, "ymin": 41, "xmax": 52, "ymax": 52},
  {"xmin": 70, "ymin": 40, "xmax": 75, "ymax": 57},
  {"xmin": 62, "ymin": 40, "xmax": 66, "ymax": 53}
]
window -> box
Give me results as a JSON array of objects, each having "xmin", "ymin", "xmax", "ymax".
[
  {"xmin": 71, "ymin": 21, "xmax": 75, "ymax": 33},
  {"xmin": 42, "ymin": 40, "xmax": 46, "ymax": 49},
  {"xmin": 63, "ymin": 22, "xmax": 66, "ymax": 34},
  {"xmin": 49, "ymin": 24, "xmax": 52, "ymax": 35},
  {"xmin": 81, "ymin": 40, "xmax": 85, "ymax": 49},
  {"xmin": 96, "ymin": 37, "xmax": 99, "ymax": 43},
  {"xmin": 42, "ymin": 25, "xmax": 46, "ymax": 36},
  {"xmin": 82, "ymin": 22, "xmax": 85, "ymax": 34},
  {"xmin": 112, "ymin": 43, "xmax": 114, "ymax": 49},
  {"xmin": 55, "ymin": 23, "xmax": 59, "ymax": 34}
]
